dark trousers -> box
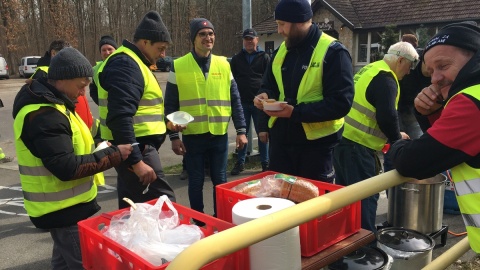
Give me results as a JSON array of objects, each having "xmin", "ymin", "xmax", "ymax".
[
  {"xmin": 50, "ymin": 225, "xmax": 83, "ymax": 270},
  {"xmin": 115, "ymin": 144, "xmax": 175, "ymax": 209},
  {"xmin": 236, "ymin": 103, "xmax": 269, "ymax": 165},
  {"xmin": 183, "ymin": 133, "xmax": 228, "ymax": 216},
  {"xmin": 333, "ymin": 137, "xmax": 380, "ymax": 233},
  {"xmin": 269, "ymin": 140, "xmax": 335, "ymax": 183}
]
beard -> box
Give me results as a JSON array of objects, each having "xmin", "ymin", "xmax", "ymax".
[{"xmin": 284, "ymin": 25, "xmax": 308, "ymax": 49}]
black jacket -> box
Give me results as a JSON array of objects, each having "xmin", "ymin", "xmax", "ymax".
[
  {"xmin": 258, "ymin": 24, "xmax": 354, "ymax": 146},
  {"xmin": 99, "ymin": 40, "xmax": 166, "ymax": 165},
  {"xmin": 230, "ymin": 49, "xmax": 270, "ymax": 103},
  {"xmin": 12, "ymin": 78, "xmax": 124, "ymax": 229}
]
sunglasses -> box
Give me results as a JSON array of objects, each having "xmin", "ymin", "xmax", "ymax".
[
  {"xmin": 387, "ymin": 49, "xmax": 418, "ymax": 70},
  {"xmin": 198, "ymin": 31, "xmax": 215, "ymax": 38}
]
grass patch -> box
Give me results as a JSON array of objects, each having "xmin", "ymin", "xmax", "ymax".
[{"xmin": 163, "ymin": 153, "xmax": 262, "ymax": 174}]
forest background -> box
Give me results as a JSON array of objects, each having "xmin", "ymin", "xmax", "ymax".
[{"xmin": 0, "ymin": 0, "xmax": 278, "ymax": 73}]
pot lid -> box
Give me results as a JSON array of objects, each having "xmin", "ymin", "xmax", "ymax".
[
  {"xmin": 377, "ymin": 228, "xmax": 434, "ymax": 252},
  {"xmin": 328, "ymin": 246, "xmax": 388, "ymax": 270}
]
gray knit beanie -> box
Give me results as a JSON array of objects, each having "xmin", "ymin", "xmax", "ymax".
[
  {"xmin": 190, "ymin": 18, "xmax": 215, "ymax": 43},
  {"xmin": 48, "ymin": 47, "xmax": 93, "ymax": 80},
  {"xmin": 134, "ymin": 10, "xmax": 172, "ymax": 44}
]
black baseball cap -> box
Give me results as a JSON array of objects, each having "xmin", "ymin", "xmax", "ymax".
[{"xmin": 242, "ymin": 28, "xmax": 258, "ymax": 38}]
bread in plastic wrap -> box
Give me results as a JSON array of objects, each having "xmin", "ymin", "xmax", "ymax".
[{"xmin": 231, "ymin": 173, "xmax": 319, "ymax": 203}]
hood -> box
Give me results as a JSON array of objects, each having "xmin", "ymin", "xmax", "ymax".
[
  {"xmin": 12, "ymin": 78, "xmax": 71, "ymax": 119},
  {"xmin": 36, "ymin": 51, "xmax": 51, "ymax": 67},
  {"xmin": 447, "ymin": 50, "xmax": 480, "ymax": 101}
]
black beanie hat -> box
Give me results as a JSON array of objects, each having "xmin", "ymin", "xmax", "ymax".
[
  {"xmin": 134, "ymin": 10, "xmax": 172, "ymax": 44},
  {"xmin": 98, "ymin": 35, "xmax": 118, "ymax": 51},
  {"xmin": 424, "ymin": 22, "xmax": 480, "ymax": 55},
  {"xmin": 275, "ymin": 0, "xmax": 313, "ymax": 23},
  {"xmin": 48, "ymin": 47, "xmax": 93, "ymax": 80},
  {"xmin": 190, "ymin": 18, "xmax": 215, "ymax": 43}
]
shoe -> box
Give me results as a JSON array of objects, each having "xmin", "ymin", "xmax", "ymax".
[
  {"xmin": 0, "ymin": 157, "xmax": 13, "ymax": 164},
  {"xmin": 230, "ymin": 162, "xmax": 244, "ymax": 175},
  {"xmin": 261, "ymin": 162, "xmax": 269, "ymax": 172},
  {"xmin": 180, "ymin": 170, "xmax": 188, "ymax": 180}
]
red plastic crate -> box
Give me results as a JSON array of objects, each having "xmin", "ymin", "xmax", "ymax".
[
  {"xmin": 216, "ymin": 171, "xmax": 361, "ymax": 257},
  {"xmin": 78, "ymin": 199, "xmax": 249, "ymax": 270}
]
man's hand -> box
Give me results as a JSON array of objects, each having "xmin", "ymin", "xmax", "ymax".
[
  {"xmin": 259, "ymin": 132, "xmax": 269, "ymax": 144},
  {"xmin": 131, "ymin": 160, "xmax": 157, "ymax": 185},
  {"xmin": 400, "ymin": 132, "xmax": 410, "ymax": 140},
  {"xmin": 166, "ymin": 121, "xmax": 187, "ymax": 132},
  {"xmin": 236, "ymin": 134, "xmax": 248, "ymax": 150},
  {"xmin": 171, "ymin": 139, "xmax": 186, "ymax": 155},
  {"xmin": 117, "ymin": 144, "xmax": 133, "ymax": 160},
  {"xmin": 254, "ymin": 93, "xmax": 268, "ymax": 109},
  {"xmin": 415, "ymin": 85, "xmax": 443, "ymax": 115}
]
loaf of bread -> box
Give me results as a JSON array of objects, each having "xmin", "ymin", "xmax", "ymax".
[
  {"xmin": 232, "ymin": 180, "xmax": 262, "ymax": 196},
  {"xmin": 231, "ymin": 174, "xmax": 319, "ymax": 202},
  {"xmin": 279, "ymin": 177, "xmax": 319, "ymax": 203}
]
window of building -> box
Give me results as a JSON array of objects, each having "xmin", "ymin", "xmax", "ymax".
[{"xmin": 265, "ymin": 41, "xmax": 275, "ymax": 57}]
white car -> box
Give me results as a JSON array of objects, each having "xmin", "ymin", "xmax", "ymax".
[
  {"xmin": 0, "ymin": 57, "xmax": 9, "ymax": 79},
  {"xmin": 18, "ymin": 56, "xmax": 41, "ymax": 78}
]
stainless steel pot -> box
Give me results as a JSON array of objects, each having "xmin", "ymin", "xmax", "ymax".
[
  {"xmin": 387, "ymin": 174, "xmax": 446, "ymax": 234},
  {"xmin": 377, "ymin": 227, "xmax": 434, "ymax": 270},
  {"xmin": 328, "ymin": 246, "xmax": 392, "ymax": 270}
]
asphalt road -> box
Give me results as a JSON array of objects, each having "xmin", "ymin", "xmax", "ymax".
[{"xmin": 0, "ymin": 74, "xmax": 476, "ymax": 269}]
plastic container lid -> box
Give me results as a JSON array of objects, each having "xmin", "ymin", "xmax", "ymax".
[
  {"xmin": 376, "ymin": 227, "xmax": 434, "ymax": 252},
  {"xmin": 166, "ymin": 111, "xmax": 194, "ymax": 126},
  {"xmin": 328, "ymin": 246, "xmax": 388, "ymax": 270}
]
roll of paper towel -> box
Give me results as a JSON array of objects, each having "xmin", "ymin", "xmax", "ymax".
[{"xmin": 232, "ymin": 197, "xmax": 301, "ymax": 270}]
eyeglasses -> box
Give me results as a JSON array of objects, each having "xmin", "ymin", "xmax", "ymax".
[
  {"xmin": 197, "ymin": 31, "xmax": 215, "ymax": 38},
  {"xmin": 387, "ymin": 49, "xmax": 418, "ymax": 69}
]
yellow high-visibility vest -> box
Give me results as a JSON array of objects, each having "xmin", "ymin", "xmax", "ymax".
[
  {"xmin": 446, "ymin": 85, "xmax": 480, "ymax": 252},
  {"xmin": 174, "ymin": 53, "xmax": 232, "ymax": 135},
  {"xmin": 269, "ymin": 33, "xmax": 344, "ymax": 140},
  {"xmin": 13, "ymin": 103, "xmax": 98, "ymax": 218},
  {"xmin": 343, "ymin": 60, "xmax": 399, "ymax": 150},
  {"xmin": 97, "ymin": 46, "xmax": 166, "ymax": 140}
]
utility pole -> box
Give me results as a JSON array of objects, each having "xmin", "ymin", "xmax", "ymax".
[{"xmin": 242, "ymin": 0, "xmax": 256, "ymax": 157}]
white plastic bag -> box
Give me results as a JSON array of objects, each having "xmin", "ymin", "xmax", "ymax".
[{"xmin": 102, "ymin": 195, "xmax": 204, "ymax": 266}]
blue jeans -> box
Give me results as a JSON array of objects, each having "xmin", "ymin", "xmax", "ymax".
[
  {"xmin": 183, "ymin": 133, "xmax": 228, "ymax": 216},
  {"xmin": 333, "ymin": 138, "xmax": 380, "ymax": 233},
  {"xmin": 50, "ymin": 225, "xmax": 83, "ymax": 270},
  {"xmin": 236, "ymin": 103, "xmax": 269, "ymax": 165}
]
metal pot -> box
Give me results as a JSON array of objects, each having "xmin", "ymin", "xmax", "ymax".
[
  {"xmin": 377, "ymin": 227, "xmax": 434, "ymax": 270},
  {"xmin": 328, "ymin": 246, "xmax": 392, "ymax": 270},
  {"xmin": 387, "ymin": 174, "xmax": 446, "ymax": 234}
]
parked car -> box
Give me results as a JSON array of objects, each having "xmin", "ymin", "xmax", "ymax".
[
  {"xmin": 0, "ymin": 57, "xmax": 9, "ymax": 79},
  {"xmin": 18, "ymin": 56, "xmax": 41, "ymax": 78},
  {"xmin": 156, "ymin": 56, "xmax": 173, "ymax": 72}
]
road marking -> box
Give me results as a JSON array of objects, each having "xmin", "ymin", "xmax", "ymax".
[{"xmin": 0, "ymin": 209, "xmax": 28, "ymax": 216}]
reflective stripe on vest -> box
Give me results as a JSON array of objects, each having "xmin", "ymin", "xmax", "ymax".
[
  {"xmin": 13, "ymin": 103, "xmax": 97, "ymax": 217},
  {"xmin": 97, "ymin": 46, "xmax": 166, "ymax": 140},
  {"xmin": 269, "ymin": 33, "xmax": 344, "ymax": 140},
  {"xmin": 343, "ymin": 60, "xmax": 399, "ymax": 150},
  {"xmin": 174, "ymin": 53, "xmax": 232, "ymax": 135},
  {"xmin": 30, "ymin": 66, "xmax": 49, "ymax": 79},
  {"xmin": 446, "ymin": 85, "xmax": 480, "ymax": 252}
]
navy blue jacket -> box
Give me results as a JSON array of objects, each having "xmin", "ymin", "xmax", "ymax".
[
  {"xmin": 258, "ymin": 24, "xmax": 354, "ymax": 145},
  {"xmin": 99, "ymin": 40, "xmax": 165, "ymax": 165}
]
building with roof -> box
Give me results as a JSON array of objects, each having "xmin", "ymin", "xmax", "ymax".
[{"xmin": 252, "ymin": 0, "xmax": 479, "ymax": 71}]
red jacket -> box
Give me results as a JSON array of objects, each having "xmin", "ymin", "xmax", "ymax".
[{"xmin": 76, "ymin": 95, "xmax": 93, "ymax": 129}]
